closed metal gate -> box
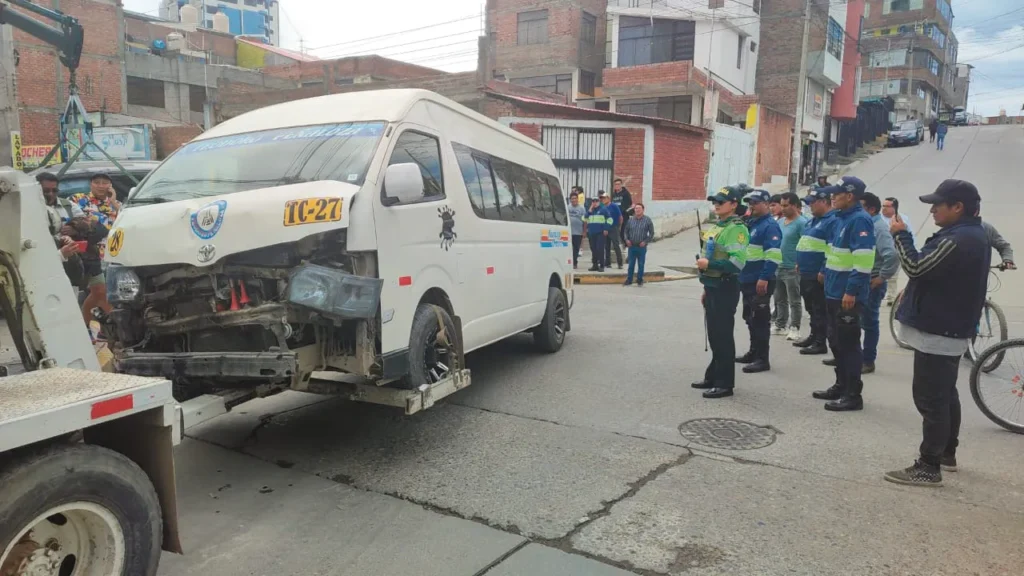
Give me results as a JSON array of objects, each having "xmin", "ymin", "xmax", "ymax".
[
  {"xmin": 707, "ymin": 122, "xmax": 754, "ymax": 196},
  {"xmin": 542, "ymin": 127, "xmax": 614, "ymax": 200}
]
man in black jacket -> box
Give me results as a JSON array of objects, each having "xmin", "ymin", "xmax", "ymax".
[
  {"xmin": 885, "ymin": 180, "xmax": 989, "ymax": 487},
  {"xmin": 611, "ymin": 178, "xmax": 633, "ymax": 238}
]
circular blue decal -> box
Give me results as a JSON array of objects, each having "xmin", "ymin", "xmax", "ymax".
[{"xmin": 191, "ymin": 200, "xmax": 228, "ymax": 240}]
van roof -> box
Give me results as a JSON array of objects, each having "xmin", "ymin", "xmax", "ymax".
[{"xmin": 200, "ymin": 89, "xmax": 546, "ymax": 151}]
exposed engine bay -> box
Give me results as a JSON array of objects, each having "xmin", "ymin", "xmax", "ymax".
[{"xmin": 103, "ymin": 230, "xmax": 384, "ymax": 401}]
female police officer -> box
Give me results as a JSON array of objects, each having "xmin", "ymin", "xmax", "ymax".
[{"xmin": 692, "ymin": 185, "xmax": 751, "ymax": 399}]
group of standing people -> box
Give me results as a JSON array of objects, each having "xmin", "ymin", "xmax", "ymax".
[
  {"xmin": 694, "ymin": 174, "xmax": 1013, "ymax": 487},
  {"xmin": 566, "ymin": 179, "xmax": 655, "ymax": 285},
  {"xmin": 38, "ymin": 171, "xmax": 120, "ymax": 333}
]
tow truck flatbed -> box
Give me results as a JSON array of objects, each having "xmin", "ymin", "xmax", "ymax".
[{"xmin": 0, "ymin": 368, "xmax": 176, "ymax": 452}]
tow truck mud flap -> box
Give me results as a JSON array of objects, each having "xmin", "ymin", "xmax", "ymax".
[{"xmin": 309, "ymin": 369, "xmax": 472, "ymax": 415}]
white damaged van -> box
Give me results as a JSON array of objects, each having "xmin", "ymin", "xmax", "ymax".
[{"xmin": 103, "ymin": 89, "xmax": 573, "ymax": 405}]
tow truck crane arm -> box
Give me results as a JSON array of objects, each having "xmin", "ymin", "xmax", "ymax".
[{"xmin": 0, "ymin": 0, "xmax": 83, "ymax": 73}]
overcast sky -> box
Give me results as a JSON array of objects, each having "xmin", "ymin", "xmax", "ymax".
[{"xmin": 124, "ymin": 0, "xmax": 1023, "ymax": 116}]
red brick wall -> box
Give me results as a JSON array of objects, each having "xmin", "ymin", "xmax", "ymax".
[
  {"xmin": 863, "ymin": 0, "xmax": 944, "ymax": 32},
  {"xmin": 12, "ymin": 0, "xmax": 125, "ymax": 145},
  {"xmin": 489, "ymin": 0, "xmax": 606, "ymax": 79},
  {"xmin": 154, "ymin": 126, "xmax": 203, "ymax": 159},
  {"xmin": 509, "ymin": 123, "xmax": 542, "ymax": 142},
  {"xmin": 755, "ymin": 106, "xmax": 795, "ymax": 187},
  {"xmin": 604, "ymin": 61, "xmax": 702, "ymax": 92},
  {"xmin": 757, "ymin": 0, "xmax": 831, "ymax": 114},
  {"xmin": 614, "ymin": 128, "xmax": 644, "ymax": 194},
  {"xmin": 652, "ymin": 129, "xmax": 708, "ymax": 201},
  {"xmin": 263, "ymin": 56, "xmax": 443, "ymax": 84}
]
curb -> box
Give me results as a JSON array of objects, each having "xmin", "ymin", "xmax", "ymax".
[{"xmin": 574, "ymin": 271, "xmax": 695, "ymax": 285}]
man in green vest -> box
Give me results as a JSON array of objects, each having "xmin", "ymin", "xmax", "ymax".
[{"xmin": 692, "ymin": 185, "xmax": 751, "ymax": 399}]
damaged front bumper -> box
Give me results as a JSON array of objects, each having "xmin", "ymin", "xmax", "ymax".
[{"xmin": 118, "ymin": 351, "xmax": 297, "ymax": 380}]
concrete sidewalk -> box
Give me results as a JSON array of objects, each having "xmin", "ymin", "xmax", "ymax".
[{"xmin": 575, "ymin": 218, "xmax": 705, "ymax": 284}]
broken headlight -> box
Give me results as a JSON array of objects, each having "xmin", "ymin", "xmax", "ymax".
[
  {"xmin": 106, "ymin": 265, "xmax": 142, "ymax": 304},
  {"xmin": 287, "ymin": 264, "xmax": 383, "ymax": 319}
]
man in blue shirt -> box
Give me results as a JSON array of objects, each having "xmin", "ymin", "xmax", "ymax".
[
  {"xmin": 736, "ymin": 189, "xmax": 783, "ymax": 374},
  {"xmin": 812, "ymin": 177, "xmax": 876, "ymax": 412},
  {"xmin": 793, "ymin": 187, "xmax": 838, "ymax": 355},
  {"xmin": 600, "ymin": 192, "xmax": 624, "ymax": 269},
  {"xmin": 586, "ymin": 197, "xmax": 611, "ymax": 272},
  {"xmin": 859, "ymin": 192, "xmax": 900, "ymax": 374},
  {"xmin": 772, "ymin": 192, "xmax": 809, "ymax": 341}
]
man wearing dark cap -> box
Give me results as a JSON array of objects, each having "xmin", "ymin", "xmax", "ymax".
[
  {"xmin": 793, "ymin": 186, "xmax": 838, "ymax": 355},
  {"xmin": 811, "ymin": 176, "xmax": 875, "ymax": 412},
  {"xmin": 735, "ymin": 189, "xmax": 782, "ymax": 374},
  {"xmin": 885, "ymin": 180, "xmax": 989, "ymax": 487},
  {"xmin": 692, "ymin": 186, "xmax": 750, "ymax": 399}
]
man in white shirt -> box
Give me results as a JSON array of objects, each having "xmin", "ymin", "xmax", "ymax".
[{"xmin": 881, "ymin": 197, "xmax": 913, "ymax": 305}]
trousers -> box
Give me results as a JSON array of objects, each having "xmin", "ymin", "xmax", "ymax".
[
  {"xmin": 604, "ymin": 226, "xmax": 623, "ymax": 268},
  {"xmin": 703, "ymin": 277, "xmax": 741, "ymax": 389},
  {"xmin": 937, "ymin": 134, "xmax": 946, "ymax": 150},
  {"xmin": 800, "ymin": 275, "xmax": 827, "ymax": 344},
  {"xmin": 626, "ymin": 246, "xmax": 647, "ymax": 284},
  {"xmin": 861, "ymin": 283, "xmax": 888, "ymax": 363},
  {"xmin": 588, "ymin": 233, "xmax": 605, "ymax": 269},
  {"xmin": 826, "ymin": 299, "xmax": 865, "ymax": 397},
  {"xmin": 773, "ymin": 268, "xmax": 802, "ymax": 330},
  {"xmin": 741, "ymin": 279, "xmax": 776, "ymax": 361},
  {"xmin": 912, "ymin": 351, "xmax": 961, "ymax": 466},
  {"xmin": 572, "ymin": 235, "xmax": 583, "ymax": 267}
]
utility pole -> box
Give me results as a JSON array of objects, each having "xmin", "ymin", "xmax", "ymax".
[
  {"xmin": 790, "ymin": 0, "xmax": 812, "ymax": 192},
  {"xmin": 883, "ymin": 38, "xmax": 891, "ymax": 96},
  {"xmin": 907, "ymin": 25, "xmax": 915, "ymax": 118}
]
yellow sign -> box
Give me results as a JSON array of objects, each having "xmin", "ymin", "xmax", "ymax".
[
  {"xmin": 283, "ymin": 197, "xmax": 343, "ymax": 227},
  {"xmin": 108, "ymin": 228, "xmax": 125, "ymax": 257},
  {"xmin": 10, "ymin": 131, "xmax": 23, "ymax": 171},
  {"xmin": 22, "ymin": 145, "xmax": 62, "ymax": 169}
]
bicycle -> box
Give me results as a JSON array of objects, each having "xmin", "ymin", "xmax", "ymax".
[
  {"xmin": 889, "ymin": 264, "xmax": 1009, "ymax": 373},
  {"xmin": 970, "ymin": 339, "xmax": 1024, "ymax": 434}
]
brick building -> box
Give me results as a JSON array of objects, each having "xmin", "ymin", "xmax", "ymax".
[
  {"xmin": 859, "ymin": 0, "xmax": 960, "ymax": 121},
  {"xmin": 758, "ymin": 0, "xmax": 853, "ymax": 182}
]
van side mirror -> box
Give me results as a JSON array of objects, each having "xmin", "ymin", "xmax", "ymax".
[
  {"xmin": 128, "ymin": 186, "xmax": 137, "ymax": 199},
  {"xmin": 383, "ymin": 163, "xmax": 424, "ymax": 206}
]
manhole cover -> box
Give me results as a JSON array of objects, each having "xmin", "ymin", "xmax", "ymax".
[{"xmin": 678, "ymin": 418, "xmax": 777, "ymax": 450}]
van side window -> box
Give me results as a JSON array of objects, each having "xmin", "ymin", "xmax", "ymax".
[
  {"xmin": 491, "ymin": 159, "xmax": 518, "ymax": 220},
  {"xmin": 454, "ymin": 144, "xmax": 485, "ymax": 216},
  {"xmin": 544, "ymin": 175, "xmax": 569, "ymax": 225},
  {"xmin": 451, "ymin": 140, "xmax": 562, "ymax": 226},
  {"xmin": 473, "ymin": 156, "xmax": 500, "ymax": 220},
  {"xmin": 388, "ymin": 131, "xmax": 444, "ymax": 202}
]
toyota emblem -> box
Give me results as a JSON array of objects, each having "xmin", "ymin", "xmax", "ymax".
[{"xmin": 197, "ymin": 244, "xmax": 216, "ymax": 263}]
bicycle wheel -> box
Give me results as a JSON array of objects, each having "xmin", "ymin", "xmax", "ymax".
[
  {"xmin": 970, "ymin": 338, "xmax": 1024, "ymax": 434},
  {"xmin": 968, "ymin": 300, "xmax": 1008, "ymax": 373},
  {"xmin": 889, "ymin": 290, "xmax": 912, "ymax": 350}
]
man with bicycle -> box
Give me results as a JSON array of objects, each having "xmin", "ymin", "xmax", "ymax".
[{"xmin": 886, "ymin": 180, "xmax": 989, "ymax": 488}]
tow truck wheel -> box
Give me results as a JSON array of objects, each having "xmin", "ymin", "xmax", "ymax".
[{"xmin": 0, "ymin": 444, "xmax": 162, "ymax": 576}]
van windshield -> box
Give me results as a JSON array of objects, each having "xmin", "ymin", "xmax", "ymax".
[{"xmin": 130, "ymin": 122, "xmax": 386, "ymax": 204}]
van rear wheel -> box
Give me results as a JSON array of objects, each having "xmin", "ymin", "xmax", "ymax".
[
  {"xmin": 400, "ymin": 304, "xmax": 461, "ymax": 390},
  {"xmin": 534, "ymin": 287, "xmax": 568, "ymax": 353}
]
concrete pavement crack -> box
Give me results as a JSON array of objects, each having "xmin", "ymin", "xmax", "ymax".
[{"xmin": 474, "ymin": 540, "xmax": 530, "ymax": 576}]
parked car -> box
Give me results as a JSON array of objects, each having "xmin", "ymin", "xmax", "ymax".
[
  {"xmin": 30, "ymin": 160, "xmax": 161, "ymax": 203},
  {"xmin": 887, "ymin": 120, "xmax": 924, "ymax": 147}
]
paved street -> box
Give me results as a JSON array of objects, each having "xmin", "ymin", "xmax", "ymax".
[{"xmin": 151, "ymin": 124, "xmax": 1021, "ymax": 575}]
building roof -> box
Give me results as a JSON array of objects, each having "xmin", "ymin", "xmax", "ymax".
[
  {"xmin": 237, "ymin": 38, "xmax": 320, "ymax": 63},
  {"xmin": 483, "ymin": 90, "xmax": 712, "ymax": 136}
]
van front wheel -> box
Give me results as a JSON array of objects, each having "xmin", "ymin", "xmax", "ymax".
[
  {"xmin": 400, "ymin": 304, "xmax": 461, "ymax": 390},
  {"xmin": 534, "ymin": 288, "xmax": 568, "ymax": 353}
]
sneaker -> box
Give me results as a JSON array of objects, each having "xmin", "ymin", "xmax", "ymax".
[
  {"xmin": 884, "ymin": 460, "xmax": 942, "ymax": 487},
  {"xmin": 771, "ymin": 326, "xmax": 787, "ymax": 336},
  {"xmin": 862, "ymin": 362, "xmax": 876, "ymax": 374},
  {"xmin": 786, "ymin": 327, "xmax": 801, "ymax": 341},
  {"xmin": 623, "ymin": 281, "xmax": 633, "ymax": 287},
  {"xmin": 940, "ymin": 455, "xmax": 958, "ymax": 472}
]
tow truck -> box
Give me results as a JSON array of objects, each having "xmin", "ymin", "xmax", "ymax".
[{"xmin": 0, "ymin": 3, "xmax": 179, "ymax": 574}]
